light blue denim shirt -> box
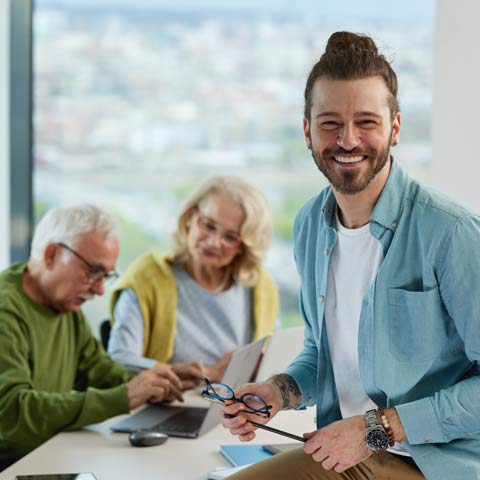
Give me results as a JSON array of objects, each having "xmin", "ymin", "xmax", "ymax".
[{"xmin": 285, "ymin": 160, "xmax": 480, "ymax": 479}]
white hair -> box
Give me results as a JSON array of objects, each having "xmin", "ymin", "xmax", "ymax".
[{"xmin": 30, "ymin": 204, "xmax": 118, "ymax": 261}]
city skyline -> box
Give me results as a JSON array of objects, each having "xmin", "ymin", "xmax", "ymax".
[{"xmin": 33, "ymin": 5, "xmax": 434, "ymax": 323}]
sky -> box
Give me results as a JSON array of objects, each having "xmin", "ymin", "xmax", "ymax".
[{"xmin": 36, "ymin": 0, "xmax": 436, "ymax": 21}]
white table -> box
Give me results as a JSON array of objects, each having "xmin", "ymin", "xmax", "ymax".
[{"xmin": 0, "ymin": 400, "xmax": 315, "ymax": 480}]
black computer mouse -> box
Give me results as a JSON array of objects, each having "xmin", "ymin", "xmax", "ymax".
[{"xmin": 128, "ymin": 429, "xmax": 169, "ymax": 447}]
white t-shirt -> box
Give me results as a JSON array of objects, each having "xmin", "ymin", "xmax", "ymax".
[
  {"xmin": 325, "ymin": 211, "xmax": 382, "ymax": 418},
  {"xmin": 325, "ymin": 210, "xmax": 409, "ymax": 456}
]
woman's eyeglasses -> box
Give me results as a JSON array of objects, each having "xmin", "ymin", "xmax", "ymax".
[{"xmin": 195, "ymin": 212, "xmax": 242, "ymax": 249}]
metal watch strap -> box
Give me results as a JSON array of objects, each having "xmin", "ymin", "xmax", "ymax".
[
  {"xmin": 365, "ymin": 409, "xmax": 389, "ymax": 453},
  {"xmin": 365, "ymin": 409, "xmax": 378, "ymax": 429}
]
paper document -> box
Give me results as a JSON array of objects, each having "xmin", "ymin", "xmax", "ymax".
[{"xmin": 207, "ymin": 464, "xmax": 252, "ymax": 479}]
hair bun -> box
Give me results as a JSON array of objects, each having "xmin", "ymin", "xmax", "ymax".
[{"xmin": 325, "ymin": 31, "xmax": 378, "ymax": 55}]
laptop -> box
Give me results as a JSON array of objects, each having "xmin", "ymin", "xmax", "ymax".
[
  {"xmin": 254, "ymin": 327, "xmax": 304, "ymax": 382},
  {"xmin": 111, "ymin": 337, "xmax": 267, "ymax": 438}
]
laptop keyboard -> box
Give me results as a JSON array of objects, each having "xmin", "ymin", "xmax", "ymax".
[{"xmin": 154, "ymin": 407, "xmax": 208, "ymax": 434}]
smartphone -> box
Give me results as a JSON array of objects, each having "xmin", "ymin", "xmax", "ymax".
[
  {"xmin": 262, "ymin": 443, "xmax": 302, "ymax": 455},
  {"xmin": 16, "ymin": 474, "xmax": 97, "ymax": 480}
]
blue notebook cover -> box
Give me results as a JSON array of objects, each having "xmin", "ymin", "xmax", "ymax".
[{"xmin": 220, "ymin": 444, "xmax": 272, "ymax": 467}]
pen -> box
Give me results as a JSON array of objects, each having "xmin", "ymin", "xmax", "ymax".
[
  {"xmin": 247, "ymin": 419, "xmax": 306, "ymax": 443},
  {"xmin": 224, "ymin": 414, "xmax": 306, "ymax": 442}
]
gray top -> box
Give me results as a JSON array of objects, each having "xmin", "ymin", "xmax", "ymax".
[{"xmin": 108, "ymin": 263, "xmax": 253, "ymax": 370}]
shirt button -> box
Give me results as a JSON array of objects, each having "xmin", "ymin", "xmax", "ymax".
[
  {"xmin": 391, "ymin": 220, "xmax": 398, "ymax": 229},
  {"xmin": 323, "ymin": 248, "xmax": 329, "ymax": 256},
  {"xmin": 319, "ymin": 294, "xmax": 325, "ymax": 302}
]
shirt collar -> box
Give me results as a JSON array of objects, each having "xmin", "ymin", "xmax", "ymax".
[
  {"xmin": 370, "ymin": 157, "xmax": 409, "ymax": 231},
  {"xmin": 322, "ymin": 188, "xmax": 337, "ymax": 228}
]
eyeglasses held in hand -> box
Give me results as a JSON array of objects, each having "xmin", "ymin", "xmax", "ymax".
[
  {"xmin": 201, "ymin": 378, "xmax": 306, "ymax": 443},
  {"xmin": 201, "ymin": 378, "xmax": 273, "ymax": 418}
]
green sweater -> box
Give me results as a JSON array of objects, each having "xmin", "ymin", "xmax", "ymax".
[{"xmin": 0, "ymin": 263, "xmax": 136, "ymax": 465}]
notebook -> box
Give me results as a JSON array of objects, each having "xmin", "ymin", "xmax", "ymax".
[
  {"xmin": 255, "ymin": 327, "xmax": 304, "ymax": 381},
  {"xmin": 220, "ymin": 444, "xmax": 272, "ymax": 467},
  {"xmin": 111, "ymin": 337, "xmax": 267, "ymax": 438}
]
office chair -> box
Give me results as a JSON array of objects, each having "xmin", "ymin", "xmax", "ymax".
[{"xmin": 100, "ymin": 319, "xmax": 111, "ymax": 350}]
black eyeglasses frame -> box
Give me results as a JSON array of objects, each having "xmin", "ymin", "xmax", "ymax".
[
  {"xmin": 58, "ymin": 242, "xmax": 119, "ymax": 283},
  {"xmin": 201, "ymin": 378, "xmax": 272, "ymax": 418},
  {"xmin": 201, "ymin": 378, "xmax": 306, "ymax": 443}
]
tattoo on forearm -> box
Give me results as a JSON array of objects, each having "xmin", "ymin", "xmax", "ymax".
[{"xmin": 269, "ymin": 374, "xmax": 302, "ymax": 410}]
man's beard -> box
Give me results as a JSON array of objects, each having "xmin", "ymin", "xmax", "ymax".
[{"xmin": 311, "ymin": 142, "xmax": 391, "ymax": 195}]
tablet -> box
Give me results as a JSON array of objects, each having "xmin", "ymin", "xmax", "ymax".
[{"xmin": 16, "ymin": 474, "xmax": 97, "ymax": 480}]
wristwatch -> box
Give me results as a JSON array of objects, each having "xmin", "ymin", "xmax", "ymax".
[{"xmin": 364, "ymin": 409, "xmax": 389, "ymax": 452}]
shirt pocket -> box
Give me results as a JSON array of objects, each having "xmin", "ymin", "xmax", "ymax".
[{"xmin": 387, "ymin": 286, "xmax": 450, "ymax": 363}]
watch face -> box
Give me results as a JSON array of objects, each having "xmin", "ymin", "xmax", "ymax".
[{"xmin": 366, "ymin": 428, "xmax": 389, "ymax": 452}]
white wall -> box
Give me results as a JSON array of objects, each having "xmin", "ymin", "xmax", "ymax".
[
  {"xmin": 0, "ymin": 0, "xmax": 10, "ymax": 269},
  {"xmin": 432, "ymin": 0, "xmax": 480, "ymax": 211}
]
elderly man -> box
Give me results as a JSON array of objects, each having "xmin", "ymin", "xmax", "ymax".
[
  {"xmin": 0, "ymin": 204, "xmax": 189, "ymax": 469},
  {"xmin": 222, "ymin": 32, "xmax": 480, "ymax": 480}
]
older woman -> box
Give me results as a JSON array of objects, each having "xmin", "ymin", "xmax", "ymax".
[{"xmin": 108, "ymin": 176, "xmax": 279, "ymax": 387}]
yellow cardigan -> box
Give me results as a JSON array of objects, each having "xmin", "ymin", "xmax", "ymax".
[{"xmin": 110, "ymin": 252, "xmax": 279, "ymax": 363}]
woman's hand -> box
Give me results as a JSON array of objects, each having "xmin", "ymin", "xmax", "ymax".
[
  {"xmin": 155, "ymin": 361, "xmax": 206, "ymax": 390},
  {"xmin": 205, "ymin": 351, "xmax": 234, "ymax": 382}
]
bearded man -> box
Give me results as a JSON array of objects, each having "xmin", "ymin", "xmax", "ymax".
[{"xmin": 222, "ymin": 32, "xmax": 480, "ymax": 480}]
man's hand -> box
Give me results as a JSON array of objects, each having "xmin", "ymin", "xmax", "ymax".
[
  {"xmin": 154, "ymin": 361, "xmax": 205, "ymax": 391},
  {"xmin": 205, "ymin": 351, "xmax": 234, "ymax": 382},
  {"xmin": 125, "ymin": 368, "xmax": 184, "ymax": 410},
  {"xmin": 170, "ymin": 361, "xmax": 206, "ymax": 390},
  {"xmin": 303, "ymin": 415, "xmax": 372, "ymax": 473},
  {"xmin": 221, "ymin": 381, "xmax": 283, "ymax": 442}
]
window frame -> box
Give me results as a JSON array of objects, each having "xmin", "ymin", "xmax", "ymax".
[{"xmin": 9, "ymin": 0, "xmax": 33, "ymax": 263}]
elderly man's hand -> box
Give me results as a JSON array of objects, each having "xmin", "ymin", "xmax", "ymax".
[
  {"xmin": 171, "ymin": 361, "xmax": 206, "ymax": 390},
  {"xmin": 303, "ymin": 416, "xmax": 372, "ymax": 473},
  {"xmin": 125, "ymin": 368, "xmax": 184, "ymax": 410}
]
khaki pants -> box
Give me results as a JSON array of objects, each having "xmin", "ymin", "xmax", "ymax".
[{"xmin": 228, "ymin": 448, "xmax": 425, "ymax": 480}]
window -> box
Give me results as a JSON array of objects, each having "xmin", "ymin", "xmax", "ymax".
[{"xmin": 33, "ymin": 1, "xmax": 435, "ymax": 326}]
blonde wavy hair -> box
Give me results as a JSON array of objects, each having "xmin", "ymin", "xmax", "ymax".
[{"xmin": 172, "ymin": 176, "xmax": 272, "ymax": 287}]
